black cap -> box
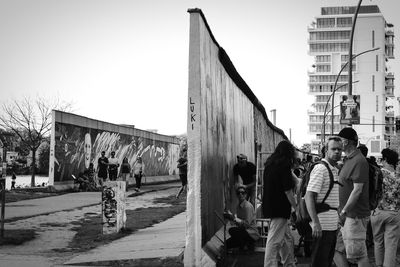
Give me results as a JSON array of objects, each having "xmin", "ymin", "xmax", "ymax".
[{"xmin": 338, "ymin": 127, "xmax": 358, "ymax": 142}]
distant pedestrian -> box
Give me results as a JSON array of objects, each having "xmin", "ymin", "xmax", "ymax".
[
  {"xmin": 119, "ymin": 157, "xmax": 131, "ymax": 190},
  {"xmin": 176, "ymin": 152, "xmax": 188, "ymax": 198},
  {"xmin": 108, "ymin": 151, "xmax": 119, "ymax": 181},
  {"xmin": 97, "ymin": 151, "xmax": 109, "ymax": 186},
  {"xmin": 11, "ymin": 171, "xmax": 17, "ymax": 189},
  {"xmin": 132, "ymin": 156, "xmax": 144, "ymax": 192}
]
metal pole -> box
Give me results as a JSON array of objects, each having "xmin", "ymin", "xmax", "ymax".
[
  {"xmin": 322, "ymin": 47, "xmax": 378, "ymax": 141},
  {"xmin": 348, "ymin": 0, "xmax": 363, "ymax": 96}
]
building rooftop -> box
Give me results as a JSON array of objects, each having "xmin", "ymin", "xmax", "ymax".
[{"xmin": 321, "ymin": 5, "xmax": 380, "ymax": 15}]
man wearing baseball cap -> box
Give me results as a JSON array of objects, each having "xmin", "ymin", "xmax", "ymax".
[{"xmin": 335, "ymin": 127, "xmax": 370, "ymax": 267}]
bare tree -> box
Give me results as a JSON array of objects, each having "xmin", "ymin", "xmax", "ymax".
[{"xmin": 0, "ymin": 97, "xmax": 72, "ymax": 187}]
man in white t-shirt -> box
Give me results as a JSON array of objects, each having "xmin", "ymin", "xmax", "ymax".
[
  {"xmin": 305, "ymin": 136, "xmax": 342, "ymax": 267},
  {"xmin": 108, "ymin": 151, "xmax": 119, "ymax": 181}
]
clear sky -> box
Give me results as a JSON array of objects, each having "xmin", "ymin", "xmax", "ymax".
[{"xmin": 0, "ymin": 0, "xmax": 398, "ymax": 147}]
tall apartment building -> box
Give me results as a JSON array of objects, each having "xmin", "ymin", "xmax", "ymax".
[{"xmin": 308, "ymin": 5, "xmax": 395, "ymax": 157}]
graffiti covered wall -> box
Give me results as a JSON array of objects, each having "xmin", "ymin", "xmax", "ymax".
[
  {"xmin": 49, "ymin": 110, "xmax": 180, "ymax": 188},
  {"xmin": 185, "ymin": 9, "xmax": 288, "ymax": 266}
]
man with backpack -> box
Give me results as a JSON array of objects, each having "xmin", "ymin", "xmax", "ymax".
[
  {"xmin": 336, "ymin": 127, "xmax": 370, "ymax": 267},
  {"xmin": 305, "ymin": 136, "xmax": 342, "ymax": 267}
]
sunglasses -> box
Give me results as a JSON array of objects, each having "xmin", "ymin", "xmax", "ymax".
[{"xmin": 237, "ymin": 191, "xmax": 246, "ymax": 195}]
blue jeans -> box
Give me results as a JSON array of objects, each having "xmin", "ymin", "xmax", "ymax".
[
  {"xmin": 371, "ymin": 209, "xmax": 400, "ymax": 267},
  {"xmin": 264, "ymin": 218, "xmax": 296, "ymax": 267}
]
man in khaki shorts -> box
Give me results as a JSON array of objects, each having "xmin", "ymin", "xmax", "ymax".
[{"xmin": 336, "ymin": 127, "xmax": 370, "ymax": 266}]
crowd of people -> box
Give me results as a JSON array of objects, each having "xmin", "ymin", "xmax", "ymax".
[
  {"xmin": 75, "ymin": 151, "xmax": 145, "ymax": 192},
  {"xmin": 225, "ymin": 127, "xmax": 400, "ymax": 267}
]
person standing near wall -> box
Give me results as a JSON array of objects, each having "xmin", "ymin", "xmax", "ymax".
[
  {"xmin": 97, "ymin": 151, "xmax": 108, "ymax": 186},
  {"xmin": 263, "ymin": 140, "xmax": 297, "ymax": 267},
  {"xmin": 108, "ymin": 151, "xmax": 119, "ymax": 181},
  {"xmin": 119, "ymin": 157, "xmax": 131, "ymax": 190},
  {"xmin": 132, "ymin": 156, "xmax": 144, "ymax": 192},
  {"xmin": 176, "ymin": 147, "xmax": 188, "ymax": 198},
  {"xmin": 233, "ymin": 154, "xmax": 256, "ymax": 205}
]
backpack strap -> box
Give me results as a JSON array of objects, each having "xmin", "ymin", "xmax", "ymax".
[{"xmin": 317, "ymin": 161, "xmax": 338, "ymax": 211}]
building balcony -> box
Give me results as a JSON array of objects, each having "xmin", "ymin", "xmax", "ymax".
[
  {"xmin": 386, "ymin": 111, "xmax": 395, "ymax": 117},
  {"xmin": 386, "ymin": 88, "xmax": 394, "ymax": 96}
]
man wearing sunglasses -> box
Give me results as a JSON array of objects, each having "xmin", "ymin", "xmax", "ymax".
[{"xmin": 224, "ymin": 185, "xmax": 260, "ymax": 252}]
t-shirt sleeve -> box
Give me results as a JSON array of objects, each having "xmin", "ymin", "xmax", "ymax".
[
  {"xmin": 307, "ymin": 164, "xmax": 325, "ymax": 194},
  {"xmin": 352, "ymin": 160, "xmax": 369, "ymax": 183}
]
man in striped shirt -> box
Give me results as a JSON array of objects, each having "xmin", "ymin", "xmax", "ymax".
[{"xmin": 305, "ymin": 136, "xmax": 342, "ymax": 267}]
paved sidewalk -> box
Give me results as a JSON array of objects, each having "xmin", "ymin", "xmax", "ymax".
[
  {"xmin": 64, "ymin": 211, "xmax": 186, "ymax": 266},
  {"xmin": 4, "ymin": 176, "xmax": 180, "ymax": 222}
]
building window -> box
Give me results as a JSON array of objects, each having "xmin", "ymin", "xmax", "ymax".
[
  {"xmin": 372, "ymin": 75, "xmax": 375, "ymax": 92},
  {"xmin": 310, "ymin": 43, "xmax": 349, "ymax": 53},
  {"xmin": 373, "ymin": 116, "xmax": 375, "ymax": 132},
  {"xmin": 376, "ymin": 55, "xmax": 379, "ymax": 71},
  {"xmin": 337, "ymin": 17, "xmax": 352, "ymax": 27},
  {"xmin": 316, "ymin": 65, "xmax": 331, "ymax": 72},
  {"xmin": 372, "ymin": 30, "xmax": 375, "ymax": 48},
  {"xmin": 376, "ymin": 95, "xmax": 379, "ymax": 112},
  {"xmin": 316, "ymin": 55, "xmax": 331, "ymax": 62},
  {"xmin": 317, "ymin": 18, "xmax": 335, "ymax": 28}
]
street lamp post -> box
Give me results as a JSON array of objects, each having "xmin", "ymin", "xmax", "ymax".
[
  {"xmin": 320, "ymin": 47, "xmax": 379, "ymax": 144},
  {"xmin": 348, "ymin": 0, "xmax": 363, "ymax": 96}
]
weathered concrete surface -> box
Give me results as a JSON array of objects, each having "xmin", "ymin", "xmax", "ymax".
[
  {"xmin": 185, "ymin": 9, "xmax": 287, "ymax": 267},
  {"xmin": 64, "ymin": 211, "xmax": 186, "ymax": 265}
]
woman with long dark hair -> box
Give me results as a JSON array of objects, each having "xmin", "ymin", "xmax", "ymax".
[{"xmin": 263, "ymin": 140, "xmax": 297, "ymax": 267}]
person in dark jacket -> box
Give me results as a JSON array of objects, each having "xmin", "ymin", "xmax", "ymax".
[{"xmin": 263, "ymin": 140, "xmax": 297, "ymax": 267}]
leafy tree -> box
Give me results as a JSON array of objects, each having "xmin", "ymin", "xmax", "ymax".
[
  {"xmin": 0, "ymin": 97, "xmax": 71, "ymax": 187},
  {"xmin": 38, "ymin": 141, "xmax": 50, "ymax": 175}
]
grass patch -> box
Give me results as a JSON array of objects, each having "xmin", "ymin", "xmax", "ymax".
[
  {"xmin": 5, "ymin": 190, "xmax": 66, "ymax": 203},
  {"xmin": 67, "ymin": 194, "xmax": 186, "ymax": 253},
  {"xmin": 0, "ymin": 229, "xmax": 36, "ymax": 246},
  {"xmin": 77, "ymin": 256, "xmax": 184, "ymax": 266}
]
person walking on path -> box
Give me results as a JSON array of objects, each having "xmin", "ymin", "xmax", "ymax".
[
  {"xmin": 233, "ymin": 154, "xmax": 256, "ymax": 205},
  {"xmin": 176, "ymin": 152, "xmax": 187, "ymax": 198},
  {"xmin": 336, "ymin": 127, "xmax": 370, "ymax": 267},
  {"xmin": 97, "ymin": 151, "xmax": 108, "ymax": 186},
  {"xmin": 132, "ymin": 156, "xmax": 144, "ymax": 192},
  {"xmin": 370, "ymin": 148, "xmax": 400, "ymax": 267},
  {"xmin": 11, "ymin": 171, "xmax": 17, "ymax": 189},
  {"xmin": 119, "ymin": 157, "xmax": 131, "ymax": 190},
  {"xmin": 224, "ymin": 185, "xmax": 260, "ymax": 252},
  {"xmin": 305, "ymin": 137, "xmax": 342, "ymax": 267},
  {"xmin": 263, "ymin": 140, "xmax": 297, "ymax": 267},
  {"xmin": 108, "ymin": 151, "xmax": 119, "ymax": 181}
]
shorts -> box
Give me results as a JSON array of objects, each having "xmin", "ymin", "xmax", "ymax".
[{"xmin": 340, "ymin": 217, "xmax": 368, "ymax": 261}]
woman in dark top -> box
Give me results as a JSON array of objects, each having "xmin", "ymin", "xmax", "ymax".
[{"xmin": 263, "ymin": 140, "xmax": 297, "ymax": 267}]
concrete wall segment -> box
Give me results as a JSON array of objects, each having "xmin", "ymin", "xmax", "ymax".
[{"xmin": 185, "ymin": 8, "xmax": 287, "ymax": 266}]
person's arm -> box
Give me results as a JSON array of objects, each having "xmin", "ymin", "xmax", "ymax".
[
  {"xmin": 285, "ymin": 190, "xmax": 297, "ymax": 212},
  {"xmin": 244, "ymin": 174, "xmax": 256, "ymax": 189},
  {"xmin": 305, "ymin": 191, "xmax": 322, "ymax": 238},
  {"xmin": 340, "ymin": 182, "xmax": 364, "ymax": 217}
]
